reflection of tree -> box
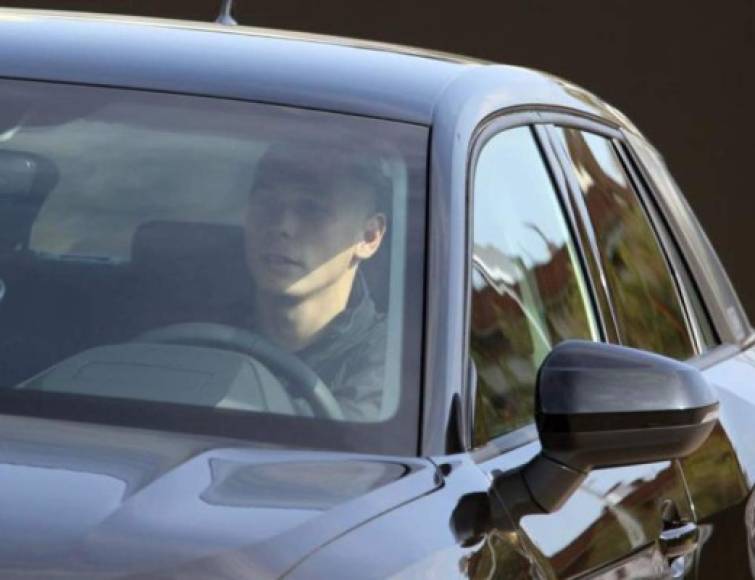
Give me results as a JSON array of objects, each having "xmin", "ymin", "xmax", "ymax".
[
  {"xmin": 457, "ymin": 530, "xmax": 535, "ymax": 580},
  {"xmin": 679, "ymin": 423, "xmax": 748, "ymax": 518},
  {"xmin": 470, "ymin": 231, "xmax": 592, "ymax": 444},
  {"xmin": 472, "ymin": 252, "xmax": 551, "ymax": 352},
  {"xmin": 540, "ymin": 464, "xmax": 681, "ymax": 577},
  {"xmin": 561, "ymin": 129, "xmax": 693, "ymax": 360}
]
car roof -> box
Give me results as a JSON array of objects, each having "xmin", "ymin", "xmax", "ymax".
[{"xmin": 0, "ymin": 9, "xmax": 634, "ymax": 128}]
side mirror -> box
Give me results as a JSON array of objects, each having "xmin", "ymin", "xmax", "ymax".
[{"xmin": 495, "ymin": 340, "xmax": 718, "ymax": 515}]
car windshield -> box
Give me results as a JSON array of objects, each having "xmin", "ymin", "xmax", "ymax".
[{"xmin": 0, "ymin": 79, "xmax": 427, "ymax": 455}]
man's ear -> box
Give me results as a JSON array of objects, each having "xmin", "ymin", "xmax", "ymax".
[{"xmin": 355, "ymin": 213, "xmax": 386, "ymax": 260}]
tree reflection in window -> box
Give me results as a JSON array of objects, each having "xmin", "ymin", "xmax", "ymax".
[
  {"xmin": 471, "ymin": 127, "xmax": 596, "ymax": 445},
  {"xmin": 554, "ymin": 128, "xmax": 694, "ymax": 360}
]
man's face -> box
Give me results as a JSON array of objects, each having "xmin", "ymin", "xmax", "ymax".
[{"xmin": 245, "ymin": 174, "xmax": 385, "ymax": 300}]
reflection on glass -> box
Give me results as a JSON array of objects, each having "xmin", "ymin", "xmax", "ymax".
[
  {"xmin": 679, "ymin": 422, "xmax": 748, "ymax": 519},
  {"xmin": 519, "ymin": 461, "xmax": 690, "ymax": 578},
  {"xmin": 460, "ymin": 531, "xmax": 533, "ymax": 579},
  {"xmin": 555, "ymin": 127, "xmax": 694, "ymax": 359},
  {"xmin": 0, "ymin": 79, "xmax": 428, "ymax": 453},
  {"xmin": 471, "ymin": 126, "xmax": 596, "ymax": 445},
  {"xmin": 627, "ymin": 134, "xmax": 719, "ymax": 350}
]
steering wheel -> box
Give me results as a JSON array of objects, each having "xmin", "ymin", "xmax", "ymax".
[{"xmin": 133, "ymin": 322, "xmax": 344, "ymax": 420}]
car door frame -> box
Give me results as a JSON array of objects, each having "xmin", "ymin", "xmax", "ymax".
[
  {"xmin": 461, "ymin": 110, "xmax": 612, "ymax": 457},
  {"xmin": 461, "ymin": 108, "xmax": 710, "ymax": 577},
  {"xmin": 461, "ymin": 109, "xmax": 670, "ymax": 453},
  {"xmin": 462, "ymin": 105, "xmax": 739, "ymax": 445},
  {"xmin": 459, "ymin": 106, "xmax": 749, "ymax": 460},
  {"xmin": 543, "ymin": 119, "xmax": 754, "ymax": 577}
]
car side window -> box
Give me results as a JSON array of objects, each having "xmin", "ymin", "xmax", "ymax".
[
  {"xmin": 626, "ymin": 135, "xmax": 720, "ymax": 351},
  {"xmin": 470, "ymin": 126, "xmax": 598, "ymax": 446},
  {"xmin": 553, "ymin": 127, "xmax": 695, "ymax": 360}
]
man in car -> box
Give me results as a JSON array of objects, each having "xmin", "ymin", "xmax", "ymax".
[{"xmin": 244, "ymin": 143, "xmax": 389, "ymax": 421}]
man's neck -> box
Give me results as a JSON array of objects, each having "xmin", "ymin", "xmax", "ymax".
[{"xmin": 255, "ymin": 274, "xmax": 356, "ymax": 352}]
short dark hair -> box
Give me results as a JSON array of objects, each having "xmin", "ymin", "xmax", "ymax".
[{"xmin": 252, "ymin": 142, "xmax": 391, "ymax": 214}]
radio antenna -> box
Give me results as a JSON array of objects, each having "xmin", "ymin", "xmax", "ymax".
[{"xmin": 215, "ymin": 0, "xmax": 237, "ymax": 26}]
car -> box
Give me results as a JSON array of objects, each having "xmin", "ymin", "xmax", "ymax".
[{"xmin": 0, "ymin": 7, "xmax": 753, "ymax": 580}]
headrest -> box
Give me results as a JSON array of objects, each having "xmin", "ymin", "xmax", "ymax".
[
  {"xmin": 131, "ymin": 221, "xmax": 249, "ymax": 311},
  {"xmin": 132, "ymin": 220, "xmax": 246, "ymax": 271},
  {"xmin": 0, "ymin": 150, "xmax": 59, "ymax": 254}
]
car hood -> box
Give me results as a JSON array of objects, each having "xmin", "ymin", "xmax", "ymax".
[{"xmin": 0, "ymin": 414, "xmax": 438, "ymax": 579}]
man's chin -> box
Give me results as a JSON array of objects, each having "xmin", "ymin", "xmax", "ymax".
[{"xmin": 255, "ymin": 277, "xmax": 310, "ymax": 301}]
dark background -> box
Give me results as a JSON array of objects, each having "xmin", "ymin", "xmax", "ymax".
[{"xmin": 5, "ymin": 0, "xmax": 754, "ymax": 316}]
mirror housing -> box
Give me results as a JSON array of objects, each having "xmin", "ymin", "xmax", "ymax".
[
  {"xmin": 495, "ymin": 340, "xmax": 718, "ymax": 515},
  {"xmin": 536, "ymin": 340, "xmax": 718, "ymax": 472}
]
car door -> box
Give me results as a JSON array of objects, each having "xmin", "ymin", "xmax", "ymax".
[
  {"xmin": 467, "ymin": 118, "xmax": 700, "ymax": 578},
  {"xmin": 542, "ymin": 120, "xmax": 752, "ymax": 578},
  {"xmin": 578, "ymin": 127, "xmax": 753, "ymax": 579}
]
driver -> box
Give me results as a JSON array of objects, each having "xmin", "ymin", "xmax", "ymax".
[{"xmin": 244, "ymin": 143, "xmax": 389, "ymax": 421}]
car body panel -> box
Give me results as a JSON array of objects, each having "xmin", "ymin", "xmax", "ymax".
[
  {"xmin": 0, "ymin": 414, "xmax": 438, "ymax": 579},
  {"xmin": 0, "ymin": 9, "xmax": 467, "ymax": 125},
  {"xmin": 684, "ymin": 346, "xmax": 755, "ymax": 577},
  {"xmin": 0, "ymin": 9, "xmax": 633, "ymax": 130},
  {"xmin": 285, "ymin": 454, "xmax": 534, "ymax": 579},
  {"xmin": 477, "ymin": 441, "xmax": 696, "ymax": 577},
  {"xmin": 705, "ymin": 349, "xmax": 755, "ymax": 489}
]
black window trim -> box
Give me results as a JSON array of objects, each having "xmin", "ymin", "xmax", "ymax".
[
  {"xmin": 539, "ymin": 122, "xmax": 622, "ymax": 345},
  {"xmin": 533, "ymin": 123, "xmax": 609, "ymax": 344},
  {"xmin": 544, "ymin": 120, "xmax": 706, "ymax": 359},
  {"xmin": 611, "ymin": 140, "xmax": 713, "ymax": 356},
  {"xmin": 618, "ymin": 132, "xmax": 747, "ymax": 348}
]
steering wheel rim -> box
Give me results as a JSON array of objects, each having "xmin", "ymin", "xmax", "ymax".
[{"xmin": 133, "ymin": 322, "xmax": 344, "ymax": 420}]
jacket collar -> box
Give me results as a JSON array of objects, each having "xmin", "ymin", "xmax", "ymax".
[{"xmin": 296, "ymin": 272, "xmax": 378, "ymax": 364}]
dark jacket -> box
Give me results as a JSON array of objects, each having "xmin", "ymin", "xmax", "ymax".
[
  {"xmin": 229, "ymin": 274, "xmax": 387, "ymax": 421},
  {"xmin": 296, "ymin": 275, "xmax": 387, "ymax": 421}
]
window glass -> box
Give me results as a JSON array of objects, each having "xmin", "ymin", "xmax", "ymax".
[
  {"xmin": 0, "ymin": 79, "xmax": 428, "ymax": 455},
  {"xmin": 625, "ymin": 135, "xmax": 719, "ymax": 350},
  {"xmin": 471, "ymin": 126, "xmax": 597, "ymax": 445},
  {"xmin": 554, "ymin": 127, "xmax": 695, "ymax": 359}
]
